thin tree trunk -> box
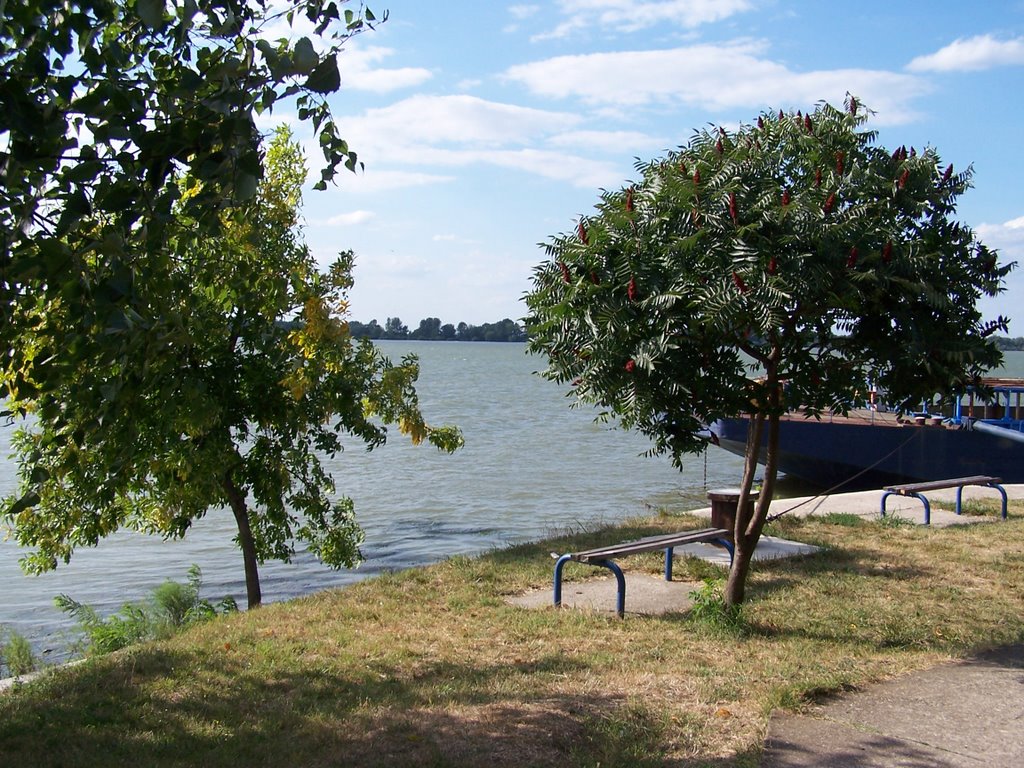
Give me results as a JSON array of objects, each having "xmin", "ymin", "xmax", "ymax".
[
  {"xmin": 725, "ymin": 363, "xmax": 783, "ymax": 607},
  {"xmin": 223, "ymin": 472, "xmax": 262, "ymax": 609},
  {"xmin": 724, "ymin": 410, "xmax": 764, "ymax": 606}
]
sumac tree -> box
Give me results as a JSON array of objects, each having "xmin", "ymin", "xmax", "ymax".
[{"xmin": 525, "ymin": 97, "xmax": 1012, "ymax": 606}]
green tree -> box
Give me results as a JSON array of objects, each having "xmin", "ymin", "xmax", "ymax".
[
  {"xmin": 2, "ymin": 128, "xmax": 462, "ymax": 608},
  {"xmin": 349, "ymin": 319, "xmax": 384, "ymax": 339},
  {"xmin": 411, "ymin": 317, "xmax": 442, "ymax": 340},
  {"xmin": 2, "ymin": 0, "xmax": 376, "ymax": 412},
  {"xmin": 384, "ymin": 317, "xmax": 409, "ymax": 339},
  {"xmin": 525, "ymin": 97, "xmax": 1012, "ymax": 606}
]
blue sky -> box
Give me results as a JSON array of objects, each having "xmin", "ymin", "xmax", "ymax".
[{"xmin": 282, "ymin": 1, "xmax": 1024, "ymax": 330}]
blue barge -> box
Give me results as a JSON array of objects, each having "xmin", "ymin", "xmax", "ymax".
[{"xmin": 709, "ymin": 379, "xmax": 1024, "ymax": 490}]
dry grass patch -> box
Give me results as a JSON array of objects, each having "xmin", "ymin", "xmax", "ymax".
[{"xmin": 3, "ymin": 503, "xmax": 1024, "ymax": 767}]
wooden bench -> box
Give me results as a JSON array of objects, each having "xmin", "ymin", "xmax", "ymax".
[
  {"xmin": 552, "ymin": 527, "xmax": 734, "ymax": 617},
  {"xmin": 880, "ymin": 475, "xmax": 1007, "ymax": 525}
]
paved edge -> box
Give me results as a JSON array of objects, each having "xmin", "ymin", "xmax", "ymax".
[{"xmin": 761, "ymin": 644, "xmax": 1024, "ymax": 767}]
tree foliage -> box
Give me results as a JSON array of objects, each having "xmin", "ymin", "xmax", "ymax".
[
  {"xmin": 2, "ymin": 0, "xmax": 376, "ymax": 408},
  {"xmin": 525, "ymin": 97, "xmax": 1013, "ymax": 605},
  {"xmin": 348, "ymin": 317, "xmax": 527, "ymax": 342},
  {"xmin": 2, "ymin": 127, "xmax": 462, "ymax": 608}
]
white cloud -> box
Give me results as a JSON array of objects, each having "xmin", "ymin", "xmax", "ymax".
[
  {"xmin": 509, "ymin": 4, "xmax": 541, "ymax": 21},
  {"xmin": 536, "ymin": 0, "xmax": 753, "ymax": 38},
  {"xmin": 505, "ymin": 42, "xmax": 928, "ymax": 124},
  {"xmin": 547, "ymin": 129, "xmax": 667, "ymax": 154},
  {"xmin": 323, "ymin": 210, "xmax": 376, "ymax": 226},
  {"xmin": 347, "ymin": 94, "xmax": 582, "ymax": 149},
  {"xmin": 323, "ymin": 95, "xmax": 628, "ymax": 189},
  {"xmin": 977, "ymin": 216, "xmax": 1024, "ymax": 257},
  {"xmin": 976, "ymin": 216, "xmax": 1024, "ymax": 329},
  {"xmin": 340, "ymin": 45, "xmax": 433, "ymax": 92},
  {"xmin": 907, "ymin": 35, "xmax": 1024, "ymax": 73},
  {"xmin": 340, "ymin": 169, "xmax": 457, "ymax": 194},
  {"xmin": 457, "ymin": 147, "xmax": 623, "ymax": 188},
  {"xmin": 531, "ymin": 17, "xmax": 588, "ymax": 42}
]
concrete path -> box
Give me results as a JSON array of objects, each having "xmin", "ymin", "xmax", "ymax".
[{"xmin": 761, "ymin": 644, "xmax": 1024, "ymax": 767}]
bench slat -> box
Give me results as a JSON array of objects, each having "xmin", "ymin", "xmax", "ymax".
[
  {"xmin": 886, "ymin": 475, "xmax": 1000, "ymax": 494},
  {"xmin": 573, "ymin": 527, "xmax": 729, "ymax": 562}
]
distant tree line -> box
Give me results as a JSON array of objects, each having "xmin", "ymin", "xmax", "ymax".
[
  {"xmin": 995, "ymin": 336, "xmax": 1024, "ymax": 351},
  {"xmin": 348, "ymin": 317, "xmax": 527, "ymax": 342}
]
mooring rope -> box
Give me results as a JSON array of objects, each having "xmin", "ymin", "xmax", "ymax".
[{"xmin": 764, "ymin": 425, "xmax": 926, "ymax": 522}]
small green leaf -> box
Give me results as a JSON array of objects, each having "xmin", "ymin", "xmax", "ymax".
[
  {"xmin": 6, "ymin": 491, "xmax": 41, "ymax": 518},
  {"xmin": 304, "ymin": 56, "xmax": 340, "ymax": 94},
  {"xmin": 292, "ymin": 37, "xmax": 318, "ymax": 74},
  {"xmin": 235, "ymin": 172, "xmax": 259, "ymax": 201},
  {"xmin": 136, "ymin": 0, "xmax": 165, "ymax": 30}
]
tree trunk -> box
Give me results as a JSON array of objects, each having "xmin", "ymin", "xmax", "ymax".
[
  {"xmin": 223, "ymin": 472, "xmax": 262, "ymax": 609},
  {"xmin": 724, "ymin": 410, "xmax": 764, "ymax": 606},
  {"xmin": 724, "ymin": 364, "xmax": 784, "ymax": 607}
]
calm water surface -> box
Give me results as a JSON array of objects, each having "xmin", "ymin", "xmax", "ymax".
[{"xmin": 2, "ymin": 342, "xmax": 750, "ymax": 660}]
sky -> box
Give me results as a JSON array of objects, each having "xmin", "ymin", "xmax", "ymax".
[{"xmin": 280, "ymin": 1, "xmax": 1024, "ymax": 331}]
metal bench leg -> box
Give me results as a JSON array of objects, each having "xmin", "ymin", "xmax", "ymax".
[
  {"xmin": 594, "ymin": 559, "xmax": 627, "ymax": 618},
  {"xmin": 914, "ymin": 492, "xmax": 932, "ymax": 525},
  {"xmin": 880, "ymin": 490, "xmax": 895, "ymax": 518},
  {"xmin": 717, "ymin": 538, "xmax": 735, "ymax": 567},
  {"xmin": 553, "ymin": 554, "xmax": 572, "ymax": 608},
  {"xmin": 989, "ymin": 482, "xmax": 1009, "ymax": 520},
  {"xmin": 553, "ymin": 556, "xmax": 627, "ymax": 617},
  {"xmin": 664, "ymin": 547, "xmax": 674, "ymax": 581},
  {"xmin": 955, "ymin": 483, "xmax": 1008, "ymax": 520}
]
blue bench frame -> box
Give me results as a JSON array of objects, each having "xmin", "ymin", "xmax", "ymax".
[
  {"xmin": 553, "ymin": 527, "xmax": 734, "ymax": 617},
  {"xmin": 880, "ymin": 475, "xmax": 1007, "ymax": 525}
]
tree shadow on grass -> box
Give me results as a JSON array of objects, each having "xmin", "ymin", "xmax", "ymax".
[
  {"xmin": 751, "ymin": 542, "xmax": 937, "ymax": 586},
  {"xmin": 0, "ymin": 644, "xmax": 736, "ymax": 768}
]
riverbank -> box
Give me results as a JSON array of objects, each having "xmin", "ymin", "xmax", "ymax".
[{"xmin": 3, "ymin": 493, "xmax": 1024, "ymax": 766}]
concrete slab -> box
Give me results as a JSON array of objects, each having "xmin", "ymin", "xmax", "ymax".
[
  {"xmin": 762, "ymin": 644, "xmax": 1024, "ymax": 767},
  {"xmin": 677, "ymin": 535, "xmax": 821, "ymax": 566},
  {"xmin": 507, "ymin": 536, "xmax": 820, "ymax": 615},
  {"xmin": 506, "ymin": 573, "xmax": 704, "ymax": 616}
]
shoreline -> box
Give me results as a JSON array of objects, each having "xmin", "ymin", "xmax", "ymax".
[{"xmin": 7, "ymin": 483, "xmax": 1022, "ymax": 693}]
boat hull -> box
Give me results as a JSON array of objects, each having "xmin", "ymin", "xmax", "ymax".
[{"xmin": 710, "ymin": 415, "xmax": 1024, "ymax": 490}]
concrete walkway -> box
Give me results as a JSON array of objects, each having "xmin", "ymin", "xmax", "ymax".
[{"xmin": 761, "ymin": 643, "xmax": 1024, "ymax": 767}]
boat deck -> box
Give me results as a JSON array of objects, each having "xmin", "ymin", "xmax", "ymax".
[{"xmin": 780, "ymin": 410, "xmax": 912, "ymax": 428}]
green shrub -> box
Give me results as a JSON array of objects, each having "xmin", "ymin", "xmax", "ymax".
[
  {"xmin": 56, "ymin": 565, "xmax": 237, "ymax": 656},
  {"xmin": 1, "ymin": 628, "xmax": 37, "ymax": 677},
  {"xmin": 687, "ymin": 579, "xmax": 745, "ymax": 632}
]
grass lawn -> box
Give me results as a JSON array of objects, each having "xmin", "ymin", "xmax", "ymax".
[{"xmin": 3, "ymin": 502, "xmax": 1024, "ymax": 767}]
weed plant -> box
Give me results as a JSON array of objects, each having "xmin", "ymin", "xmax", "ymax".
[
  {"xmin": 687, "ymin": 579, "xmax": 747, "ymax": 633},
  {"xmin": 0, "ymin": 628, "xmax": 36, "ymax": 677},
  {"xmin": 55, "ymin": 565, "xmax": 237, "ymax": 655}
]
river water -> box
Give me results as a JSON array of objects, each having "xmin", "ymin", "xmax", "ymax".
[
  {"xmin": 4, "ymin": 343, "xmax": 1023, "ymax": 660},
  {"xmin": 1, "ymin": 342, "xmax": 748, "ymax": 660}
]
